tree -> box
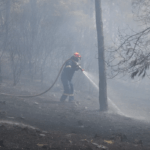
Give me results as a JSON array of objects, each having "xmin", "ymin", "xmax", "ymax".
[
  {"xmin": 0, "ymin": 0, "xmax": 98, "ymax": 98},
  {"xmin": 95, "ymin": 0, "xmax": 108, "ymax": 111},
  {"xmin": 106, "ymin": 0, "xmax": 150, "ymax": 79},
  {"xmin": 0, "ymin": 0, "xmax": 11, "ymax": 83}
]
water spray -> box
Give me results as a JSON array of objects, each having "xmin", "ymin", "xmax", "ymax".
[
  {"xmin": 83, "ymin": 71, "xmax": 126, "ymax": 116},
  {"xmin": 83, "ymin": 71, "xmax": 99, "ymax": 89}
]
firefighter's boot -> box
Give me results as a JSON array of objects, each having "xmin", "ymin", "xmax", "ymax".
[
  {"xmin": 60, "ymin": 94, "xmax": 67, "ymax": 102},
  {"xmin": 69, "ymin": 95, "xmax": 74, "ymax": 102}
]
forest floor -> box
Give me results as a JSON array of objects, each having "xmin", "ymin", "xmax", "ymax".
[{"xmin": 0, "ymin": 81, "xmax": 150, "ymax": 150}]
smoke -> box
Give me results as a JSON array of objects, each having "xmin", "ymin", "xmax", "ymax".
[
  {"xmin": 0, "ymin": 0, "xmax": 149, "ymax": 123},
  {"xmin": 83, "ymin": 71, "xmax": 150, "ymax": 121},
  {"xmin": 83, "ymin": 71, "xmax": 125, "ymax": 115}
]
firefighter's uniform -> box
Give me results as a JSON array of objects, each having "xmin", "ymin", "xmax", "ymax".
[{"xmin": 60, "ymin": 53, "xmax": 83, "ymax": 102}]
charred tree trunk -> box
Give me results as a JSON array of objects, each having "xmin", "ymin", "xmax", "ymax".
[
  {"xmin": 0, "ymin": 0, "xmax": 11, "ymax": 83},
  {"xmin": 0, "ymin": 60, "xmax": 2, "ymax": 84},
  {"xmin": 109, "ymin": 1, "xmax": 113, "ymax": 39},
  {"xmin": 95, "ymin": 0, "xmax": 108, "ymax": 111}
]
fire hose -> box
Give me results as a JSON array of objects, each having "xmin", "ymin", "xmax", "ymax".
[{"xmin": 0, "ymin": 59, "xmax": 72, "ymax": 98}]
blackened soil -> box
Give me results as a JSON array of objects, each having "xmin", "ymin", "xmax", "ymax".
[{"xmin": 0, "ymin": 85, "xmax": 150, "ymax": 150}]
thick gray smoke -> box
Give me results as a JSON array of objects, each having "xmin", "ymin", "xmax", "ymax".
[{"xmin": 0, "ymin": 0, "xmax": 149, "ymax": 120}]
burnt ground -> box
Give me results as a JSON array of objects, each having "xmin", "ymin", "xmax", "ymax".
[{"xmin": 0, "ymin": 82, "xmax": 150, "ymax": 150}]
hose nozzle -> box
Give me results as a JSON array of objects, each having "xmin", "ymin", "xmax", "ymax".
[{"xmin": 78, "ymin": 66, "xmax": 84, "ymax": 72}]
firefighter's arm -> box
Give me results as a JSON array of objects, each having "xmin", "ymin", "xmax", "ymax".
[
  {"xmin": 66, "ymin": 65, "xmax": 71, "ymax": 69},
  {"xmin": 75, "ymin": 62, "xmax": 84, "ymax": 71},
  {"xmin": 65, "ymin": 60, "xmax": 72, "ymax": 69}
]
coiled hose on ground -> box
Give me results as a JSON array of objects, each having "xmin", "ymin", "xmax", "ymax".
[{"xmin": 0, "ymin": 59, "xmax": 70, "ymax": 98}]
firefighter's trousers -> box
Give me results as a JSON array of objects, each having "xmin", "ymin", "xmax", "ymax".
[{"xmin": 60, "ymin": 77, "xmax": 74, "ymax": 102}]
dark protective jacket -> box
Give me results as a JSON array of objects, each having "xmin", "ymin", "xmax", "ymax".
[{"xmin": 61, "ymin": 59, "xmax": 80, "ymax": 81}]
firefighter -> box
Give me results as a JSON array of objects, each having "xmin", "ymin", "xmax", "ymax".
[{"xmin": 60, "ymin": 52, "xmax": 83, "ymax": 102}]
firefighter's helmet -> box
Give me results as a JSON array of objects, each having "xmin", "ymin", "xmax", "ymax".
[{"xmin": 74, "ymin": 52, "xmax": 81, "ymax": 58}]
